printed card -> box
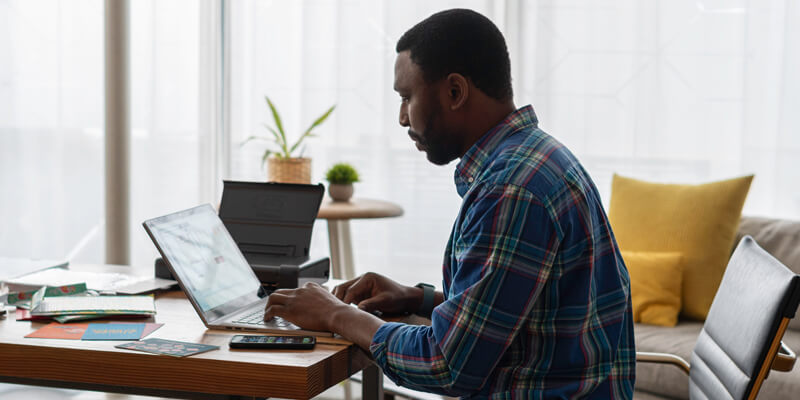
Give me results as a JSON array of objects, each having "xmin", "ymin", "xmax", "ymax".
[
  {"xmin": 115, "ymin": 338, "xmax": 219, "ymax": 357},
  {"xmin": 25, "ymin": 323, "xmax": 88, "ymax": 339},
  {"xmin": 25, "ymin": 322, "xmax": 163, "ymax": 340},
  {"xmin": 140, "ymin": 322, "xmax": 163, "ymax": 338},
  {"xmin": 82, "ymin": 323, "xmax": 145, "ymax": 340}
]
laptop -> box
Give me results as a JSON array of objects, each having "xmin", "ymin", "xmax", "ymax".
[{"xmin": 142, "ymin": 204, "xmax": 332, "ymax": 337}]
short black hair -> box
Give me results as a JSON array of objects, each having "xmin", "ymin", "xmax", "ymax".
[{"xmin": 396, "ymin": 8, "xmax": 513, "ymax": 102}]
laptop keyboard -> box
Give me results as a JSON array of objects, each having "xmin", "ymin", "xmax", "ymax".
[{"xmin": 233, "ymin": 310, "xmax": 292, "ymax": 327}]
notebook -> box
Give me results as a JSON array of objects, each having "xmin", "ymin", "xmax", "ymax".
[{"xmin": 142, "ymin": 204, "xmax": 331, "ymax": 337}]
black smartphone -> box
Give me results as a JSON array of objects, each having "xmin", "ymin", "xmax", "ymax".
[{"xmin": 229, "ymin": 335, "xmax": 316, "ymax": 350}]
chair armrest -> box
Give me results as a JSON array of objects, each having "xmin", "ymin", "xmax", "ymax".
[
  {"xmin": 636, "ymin": 351, "xmax": 691, "ymax": 375},
  {"xmin": 771, "ymin": 341, "xmax": 796, "ymax": 372}
]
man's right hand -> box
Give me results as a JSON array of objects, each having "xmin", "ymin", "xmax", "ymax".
[{"xmin": 332, "ymin": 272, "xmax": 422, "ymax": 315}]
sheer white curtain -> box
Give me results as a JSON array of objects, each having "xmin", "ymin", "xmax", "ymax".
[
  {"xmin": 128, "ymin": 0, "xmax": 207, "ymax": 268},
  {"xmin": 0, "ymin": 1, "xmax": 212, "ymax": 268},
  {"xmin": 0, "ymin": 0, "xmax": 105, "ymax": 262},
  {"xmin": 228, "ymin": 0, "xmax": 800, "ymax": 286},
  {"xmin": 507, "ymin": 0, "xmax": 800, "ymax": 218}
]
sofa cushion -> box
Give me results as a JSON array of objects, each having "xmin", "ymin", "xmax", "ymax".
[
  {"xmin": 624, "ymin": 251, "xmax": 684, "ymax": 326},
  {"xmin": 634, "ymin": 322, "xmax": 800, "ymax": 400},
  {"xmin": 736, "ymin": 216, "xmax": 800, "ymax": 332},
  {"xmin": 736, "ymin": 216, "xmax": 800, "ymax": 273},
  {"xmin": 609, "ymin": 174, "xmax": 753, "ymax": 320}
]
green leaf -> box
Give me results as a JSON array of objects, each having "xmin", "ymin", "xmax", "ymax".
[
  {"xmin": 303, "ymin": 105, "xmax": 336, "ymax": 136},
  {"xmin": 288, "ymin": 105, "xmax": 336, "ymax": 155},
  {"xmin": 265, "ymin": 96, "xmax": 289, "ymax": 155},
  {"xmin": 240, "ymin": 135, "xmax": 270, "ymax": 147},
  {"xmin": 325, "ymin": 162, "xmax": 359, "ymax": 184},
  {"xmin": 242, "ymin": 134, "xmax": 283, "ymax": 160},
  {"xmin": 288, "ymin": 135, "xmax": 307, "ymax": 155},
  {"xmin": 262, "ymin": 124, "xmax": 293, "ymax": 157},
  {"xmin": 263, "ymin": 124, "xmax": 282, "ymax": 142}
]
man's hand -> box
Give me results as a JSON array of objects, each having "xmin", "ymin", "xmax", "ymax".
[
  {"xmin": 265, "ymin": 282, "xmax": 385, "ymax": 350},
  {"xmin": 264, "ymin": 282, "xmax": 348, "ymax": 332},
  {"xmin": 333, "ymin": 272, "xmax": 423, "ymax": 315}
]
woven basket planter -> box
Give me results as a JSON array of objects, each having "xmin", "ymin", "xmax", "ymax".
[{"xmin": 268, "ymin": 157, "xmax": 311, "ymax": 184}]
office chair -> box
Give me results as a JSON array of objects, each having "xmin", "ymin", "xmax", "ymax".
[{"xmin": 636, "ymin": 236, "xmax": 800, "ymax": 399}]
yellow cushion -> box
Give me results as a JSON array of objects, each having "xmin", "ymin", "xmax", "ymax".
[
  {"xmin": 609, "ymin": 174, "xmax": 753, "ymax": 320},
  {"xmin": 623, "ymin": 251, "xmax": 683, "ymax": 326}
]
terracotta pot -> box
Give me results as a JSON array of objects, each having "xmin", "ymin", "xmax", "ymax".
[
  {"xmin": 328, "ymin": 183, "xmax": 354, "ymax": 202},
  {"xmin": 268, "ymin": 157, "xmax": 311, "ymax": 184}
]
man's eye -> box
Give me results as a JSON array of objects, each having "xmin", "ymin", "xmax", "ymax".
[{"xmin": 401, "ymin": 97, "xmax": 409, "ymax": 103}]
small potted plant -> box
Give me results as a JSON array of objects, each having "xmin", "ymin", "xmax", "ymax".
[
  {"xmin": 325, "ymin": 163, "xmax": 359, "ymax": 202},
  {"xmin": 243, "ymin": 96, "xmax": 335, "ymax": 184}
]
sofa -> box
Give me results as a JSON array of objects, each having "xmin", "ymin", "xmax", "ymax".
[{"xmin": 633, "ymin": 216, "xmax": 800, "ymax": 399}]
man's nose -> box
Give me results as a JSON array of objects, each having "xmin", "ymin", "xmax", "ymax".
[{"xmin": 399, "ymin": 107, "xmax": 409, "ymax": 127}]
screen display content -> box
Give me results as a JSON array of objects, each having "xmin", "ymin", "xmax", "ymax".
[{"xmin": 146, "ymin": 206, "xmax": 260, "ymax": 311}]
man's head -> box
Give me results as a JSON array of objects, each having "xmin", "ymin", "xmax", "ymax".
[{"xmin": 394, "ymin": 9, "xmax": 514, "ymax": 165}]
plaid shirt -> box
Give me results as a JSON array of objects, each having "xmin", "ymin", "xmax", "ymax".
[{"xmin": 371, "ymin": 105, "xmax": 635, "ymax": 398}]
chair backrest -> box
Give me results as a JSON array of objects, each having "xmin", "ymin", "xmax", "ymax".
[
  {"xmin": 735, "ymin": 216, "xmax": 800, "ymax": 332},
  {"xmin": 689, "ymin": 236, "xmax": 800, "ymax": 400}
]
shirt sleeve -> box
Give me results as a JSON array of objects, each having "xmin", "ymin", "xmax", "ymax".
[{"xmin": 369, "ymin": 184, "xmax": 562, "ymax": 396}]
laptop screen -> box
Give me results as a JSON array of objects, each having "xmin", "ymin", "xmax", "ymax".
[{"xmin": 143, "ymin": 204, "xmax": 261, "ymax": 313}]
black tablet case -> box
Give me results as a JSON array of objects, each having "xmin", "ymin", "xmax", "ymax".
[{"xmin": 218, "ymin": 180, "xmax": 329, "ymax": 288}]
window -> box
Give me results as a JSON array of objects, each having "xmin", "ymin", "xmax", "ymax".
[
  {"xmin": 0, "ymin": 1, "xmax": 104, "ymax": 262},
  {"xmin": 2, "ymin": 1, "xmax": 798, "ymax": 278}
]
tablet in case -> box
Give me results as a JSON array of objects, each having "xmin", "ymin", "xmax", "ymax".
[{"xmin": 218, "ymin": 180, "xmax": 329, "ymax": 288}]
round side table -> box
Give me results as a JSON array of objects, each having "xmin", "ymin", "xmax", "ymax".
[{"xmin": 317, "ymin": 198, "xmax": 403, "ymax": 280}]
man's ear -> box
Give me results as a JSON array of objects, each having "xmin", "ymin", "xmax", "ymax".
[{"xmin": 445, "ymin": 73, "xmax": 469, "ymax": 111}]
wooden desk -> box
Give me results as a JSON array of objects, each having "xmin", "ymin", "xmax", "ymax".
[
  {"xmin": 317, "ymin": 198, "xmax": 404, "ymax": 280},
  {"xmin": 0, "ymin": 264, "xmax": 376, "ymax": 399}
]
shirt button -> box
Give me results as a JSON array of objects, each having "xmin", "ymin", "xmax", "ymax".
[{"xmin": 468, "ymin": 177, "xmax": 474, "ymax": 183}]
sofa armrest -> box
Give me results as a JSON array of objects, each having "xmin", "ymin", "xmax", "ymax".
[
  {"xmin": 771, "ymin": 341, "xmax": 796, "ymax": 372},
  {"xmin": 636, "ymin": 351, "xmax": 691, "ymax": 375}
]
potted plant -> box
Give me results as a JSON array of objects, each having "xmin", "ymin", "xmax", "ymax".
[
  {"xmin": 325, "ymin": 163, "xmax": 359, "ymax": 202},
  {"xmin": 243, "ymin": 96, "xmax": 336, "ymax": 183}
]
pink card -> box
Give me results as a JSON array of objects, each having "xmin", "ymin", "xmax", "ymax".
[{"xmin": 25, "ymin": 323, "xmax": 87, "ymax": 339}]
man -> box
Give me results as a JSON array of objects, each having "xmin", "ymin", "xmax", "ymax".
[{"xmin": 265, "ymin": 9, "xmax": 635, "ymax": 398}]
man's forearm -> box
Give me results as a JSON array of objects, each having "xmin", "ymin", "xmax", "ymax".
[
  {"xmin": 326, "ymin": 287, "xmax": 444, "ymax": 350},
  {"xmin": 328, "ymin": 305, "xmax": 386, "ymax": 350}
]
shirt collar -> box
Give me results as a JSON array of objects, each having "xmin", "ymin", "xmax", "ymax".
[{"xmin": 454, "ymin": 105, "xmax": 539, "ymax": 197}]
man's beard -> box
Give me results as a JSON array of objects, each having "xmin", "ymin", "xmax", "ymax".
[{"xmin": 410, "ymin": 106, "xmax": 461, "ymax": 166}]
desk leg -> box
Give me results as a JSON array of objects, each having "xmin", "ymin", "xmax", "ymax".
[
  {"xmin": 362, "ymin": 363, "xmax": 384, "ymax": 400},
  {"xmin": 327, "ymin": 219, "xmax": 355, "ymax": 279}
]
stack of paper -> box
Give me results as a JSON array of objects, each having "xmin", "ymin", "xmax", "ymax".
[
  {"xmin": 15, "ymin": 286, "xmax": 156, "ymax": 323},
  {"xmin": 2, "ymin": 283, "xmax": 87, "ymax": 308},
  {"xmin": 32, "ymin": 295, "xmax": 156, "ymax": 317}
]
